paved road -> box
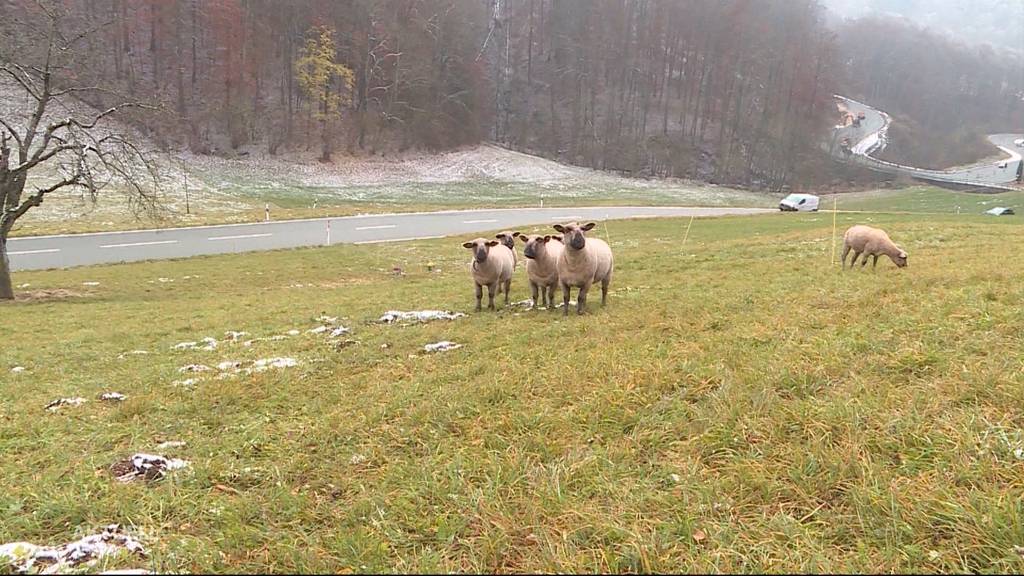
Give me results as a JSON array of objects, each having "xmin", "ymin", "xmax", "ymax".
[
  {"xmin": 7, "ymin": 206, "xmax": 771, "ymax": 271},
  {"xmin": 833, "ymin": 96, "xmax": 1023, "ymax": 188}
]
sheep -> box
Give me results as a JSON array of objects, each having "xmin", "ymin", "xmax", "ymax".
[
  {"xmin": 495, "ymin": 231, "xmax": 520, "ymax": 269},
  {"xmin": 553, "ymin": 222, "xmax": 614, "ymax": 316},
  {"xmin": 462, "ymin": 237, "xmax": 515, "ymax": 311},
  {"xmin": 518, "ymin": 233, "xmax": 564, "ymax": 309},
  {"xmin": 841, "ymin": 225, "xmax": 908, "ymax": 269}
]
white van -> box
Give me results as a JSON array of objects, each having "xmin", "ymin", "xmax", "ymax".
[
  {"xmin": 1014, "ymin": 138, "xmax": 1024, "ymax": 148},
  {"xmin": 779, "ymin": 193, "xmax": 820, "ymax": 212}
]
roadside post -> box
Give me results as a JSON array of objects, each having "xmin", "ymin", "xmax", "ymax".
[{"xmin": 265, "ymin": 204, "xmax": 270, "ymax": 222}]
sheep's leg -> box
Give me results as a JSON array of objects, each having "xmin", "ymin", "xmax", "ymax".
[
  {"xmin": 487, "ymin": 283, "xmax": 497, "ymax": 310},
  {"xmin": 474, "ymin": 283, "xmax": 483, "ymax": 312},
  {"xmin": 850, "ymin": 251, "xmax": 861, "ymax": 267},
  {"xmin": 562, "ymin": 283, "xmax": 571, "ymax": 317},
  {"xmin": 503, "ymin": 279, "xmax": 511, "ymax": 306},
  {"xmin": 530, "ymin": 281, "xmax": 540, "ymax": 308},
  {"xmin": 601, "ymin": 275, "xmax": 611, "ymax": 306},
  {"xmin": 841, "ymin": 244, "xmax": 851, "ymax": 269},
  {"xmin": 872, "ymin": 254, "xmax": 879, "ymax": 269},
  {"xmin": 860, "ymin": 253, "xmax": 869, "ymax": 268},
  {"xmin": 547, "ymin": 285, "xmax": 557, "ymax": 311},
  {"xmin": 577, "ymin": 283, "xmax": 590, "ymax": 315}
]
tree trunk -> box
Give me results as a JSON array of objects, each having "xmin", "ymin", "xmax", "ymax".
[{"xmin": 0, "ymin": 236, "xmax": 12, "ymax": 300}]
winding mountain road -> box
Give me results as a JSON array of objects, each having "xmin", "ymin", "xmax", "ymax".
[{"xmin": 8, "ymin": 205, "xmax": 771, "ymax": 271}]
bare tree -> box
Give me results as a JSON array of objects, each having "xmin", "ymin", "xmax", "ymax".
[{"xmin": 0, "ymin": 5, "xmax": 160, "ymax": 299}]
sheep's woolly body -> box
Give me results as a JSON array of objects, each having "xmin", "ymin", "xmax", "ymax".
[
  {"xmin": 842, "ymin": 225, "xmax": 907, "ymax": 268},
  {"xmin": 558, "ymin": 237, "xmax": 614, "ymax": 288},
  {"xmin": 470, "ymin": 245, "xmax": 515, "ymax": 286}
]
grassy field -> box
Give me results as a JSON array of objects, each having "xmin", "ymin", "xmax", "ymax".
[
  {"xmin": 4, "ymin": 211, "xmax": 1024, "ymax": 573},
  {"xmin": 831, "ymin": 185, "xmax": 1024, "ymax": 214}
]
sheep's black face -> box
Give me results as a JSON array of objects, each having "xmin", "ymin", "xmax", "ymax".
[
  {"xmin": 522, "ymin": 235, "xmax": 549, "ymax": 259},
  {"xmin": 463, "ymin": 238, "xmax": 497, "ymax": 263},
  {"xmin": 495, "ymin": 232, "xmax": 519, "ymax": 251},
  {"xmin": 554, "ymin": 222, "xmax": 595, "ymax": 251}
]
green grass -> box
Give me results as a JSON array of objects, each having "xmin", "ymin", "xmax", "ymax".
[
  {"xmin": 831, "ymin": 185, "xmax": 1024, "ymax": 214},
  {"xmin": 4, "ymin": 212, "xmax": 1024, "ymax": 573}
]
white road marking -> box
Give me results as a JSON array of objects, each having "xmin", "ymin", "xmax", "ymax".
[
  {"xmin": 208, "ymin": 233, "xmax": 272, "ymax": 241},
  {"xmin": 551, "ymin": 216, "xmax": 582, "ymax": 220},
  {"xmin": 7, "ymin": 248, "xmax": 60, "ymax": 255},
  {"xmin": 355, "ymin": 224, "xmax": 396, "ymax": 231},
  {"xmin": 462, "ymin": 219, "xmax": 499, "ymax": 224},
  {"xmin": 354, "ymin": 235, "xmax": 444, "ymax": 245},
  {"xmin": 101, "ymin": 240, "xmax": 179, "ymax": 248}
]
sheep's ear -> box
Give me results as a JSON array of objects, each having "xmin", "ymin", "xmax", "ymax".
[
  {"xmin": 512, "ymin": 231, "xmax": 522, "ymax": 238},
  {"xmin": 518, "ymin": 234, "xmax": 530, "ymax": 243},
  {"xmin": 494, "ymin": 233, "xmax": 504, "ymax": 239},
  {"xmin": 552, "ymin": 235, "xmax": 563, "ymax": 242},
  {"xmin": 899, "ymin": 251, "xmax": 907, "ymax": 258},
  {"xmin": 462, "ymin": 242, "xmax": 475, "ymax": 249},
  {"xmin": 553, "ymin": 224, "xmax": 566, "ymax": 233},
  {"xmin": 581, "ymin": 222, "xmax": 597, "ymax": 231},
  {"xmin": 486, "ymin": 240, "xmax": 499, "ymax": 247},
  {"xmin": 542, "ymin": 235, "xmax": 551, "ymax": 242}
]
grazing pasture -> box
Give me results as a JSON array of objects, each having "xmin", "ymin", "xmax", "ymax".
[{"xmin": 3, "ymin": 212, "xmax": 1024, "ymax": 573}]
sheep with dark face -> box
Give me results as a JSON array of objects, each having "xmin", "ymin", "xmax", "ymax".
[
  {"xmin": 518, "ymin": 233, "xmax": 564, "ymax": 309},
  {"xmin": 842, "ymin": 225, "xmax": 908, "ymax": 270},
  {"xmin": 495, "ymin": 231, "xmax": 520, "ymax": 269},
  {"xmin": 462, "ymin": 237, "xmax": 515, "ymax": 311},
  {"xmin": 552, "ymin": 222, "xmax": 614, "ymax": 316}
]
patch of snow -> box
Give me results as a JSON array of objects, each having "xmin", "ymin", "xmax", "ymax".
[
  {"xmin": 0, "ymin": 524, "xmax": 146, "ymax": 574},
  {"xmin": 178, "ymin": 364, "xmax": 211, "ymax": 373},
  {"xmin": 317, "ymin": 315, "xmax": 338, "ymax": 324},
  {"xmin": 328, "ymin": 327, "xmax": 350, "ymax": 338},
  {"xmin": 172, "ymin": 378, "xmax": 199, "ymax": 387},
  {"xmin": 10, "ymin": 366, "xmax": 25, "ymax": 374},
  {"xmin": 424, "ymin": 341, "xmax": 463, "ymax": 353},
  {"xmin": 17, "ymin": 283, "xmax": 30, "ymax": 288},
  {"xmin": 112, "ymin": 453, "xmax": 189, "ymax": 483},
  {"xmin": 224, "ymin": 331, "xmax": 248, "ymax": 341},
  {"xmin": 82, "ymin": 282, "xmax": 100, "ymax": 286},
  {"xmin": 349, "ymin": 453, "xmax": 367, "ymax": 465},
  {"xmin": 157, "ymin": 277, "xmax": 174, "ymax": 283},
  {"xmin": 117, "ymin": 350, "xmax": 150, "ymax": 359},
  {"xmin": 307, "ymin": 326, "xmax": 329, "ymax": 335},
  {"xmin": 45, "ymin": 397, "xmax": 87, "ymax": 411},
  {"xmin": 172, "ymin": 341, "xmax": 198, "ymax": 351},
  {"xmin": 155, "ymin": 441, "xmax": 186, "ymax": 450},
  {"xmin": 286, "ymin": 329, "xmax": 301, "ymax": 336},
  {"xmin": 251, "ymin": 357, "xmax": 299, "ymax": 372},
  {"xmin": 510, "ymin": 299, "xmax": 535, "ymax": 308},
  {"xmin": 99, "ymin": 392, "xmax": 127, "ymax": 402},
  {"xmin": 200, "ymin": 337, "xmax": 218, "ymax": 351},
  {"xmin": 378, "ymin": 310, "xmax": 466, "ymax": 324},
  {"xmin": 216, "ymin": 361, "xmax": 242, "ymax": 371}
]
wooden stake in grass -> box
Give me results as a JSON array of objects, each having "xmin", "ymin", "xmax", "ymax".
[
  {"xmin": 682, "ymin": 215, "xmax": 695, "ymax": 245},
  {"xmin": 830, "ymin": 196, "xmax": 838, "ymax": 266}
]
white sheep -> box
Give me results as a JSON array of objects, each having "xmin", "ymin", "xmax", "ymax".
[
  {"xmin": 553, "ymin": 222, "xmax": 614, "ymax": 316},
  {"xmin": 462, "ymin": 237, "xmax": 515, "ymax": 311},
  {"xmin": 842, "ymin": 224, "xmax": 908, "ymax": 269},
  {"xmin": 518, "ymin": 233, "xmax": 564, "ymax": 309}
]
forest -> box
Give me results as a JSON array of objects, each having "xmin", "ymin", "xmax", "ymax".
[{"xmin": 1, "ymin": 0, "xmax": 1021, "ymax": 189}]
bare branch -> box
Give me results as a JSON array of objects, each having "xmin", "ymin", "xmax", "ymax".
[{"xmin": 0, "ymin": 118, "xmax": 23, "ymax": 152}]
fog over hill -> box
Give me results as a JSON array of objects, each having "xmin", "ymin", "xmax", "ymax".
[{"xmin": 823, "ymin": 0, "xmax": 1024, "ymax": 53}]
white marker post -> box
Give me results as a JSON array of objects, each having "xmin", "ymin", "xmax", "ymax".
[
  {"xmin": 265, "ymin": 204, "xmax": 270, "ymax": 222},
  {"xmin": 326, "ymin": 220, "xmax": 331, "ymax": 246}
]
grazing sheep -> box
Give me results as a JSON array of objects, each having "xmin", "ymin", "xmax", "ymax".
[
  {"xmin": 495, "ymin": 231, "xmax": 520, "ymax": 269},
  {"xmin": 518, "ymin": 233, "xmax": 564, "ymax": 309},
  {"xmin": 842, "ymin": 225, "xmax": 908, "ymax": 269},
  {"xmin": 553, "ymin": 222, "xmax": 614, "ymax": 316},
  {"xmin": 463, "ymin": 237, "xmax": 515, "ymax": 311}
]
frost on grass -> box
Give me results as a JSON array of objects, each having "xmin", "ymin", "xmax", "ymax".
[
  {"xmin": 178, "ymin": 364, "xmax": 211, "ymax": 373},
  {"xmin": 0, "ymin": 524, "xmax": 146, "ymax": 574},
  {"xmin": 45, "ymin": 397, "xmax": 87, "ymax": 412},
  {"xmin": 224, "ymin": 331, "xmax": 248, "ymax": 341},
  {"xmin": 99, "ymin": 392, "xmax": 127, "ymax": 402},
  {"xmin": 306, "ymin": 326, "xmax": 329, "ymax": 335},
  {"xmin": 510, "ymin": 299, "xmax": 535, "ymax": 308},
  {"xmin": 110, "ymin": 453, "xmax": 189, "ymax": 483},
  {"xmin": 155, "ymin": 441, "xmax": 186, "ymax": 450},
  {"xmin": 172, "ymin": 337, "xmax": 217, "ymax": 351},
  {"xmin": 117, "ymin": 350, "xmax": 150, "ymax": 359},
  {"xmin": 217, "ymin": 361, "xmax": 243, "ymax": 372},
  {"xmin": 317, "ymin": 315, "xmax": 339, "ymax": 324},
  {"xmin": 251, "ymin": 357, "xmax": 299, "ymax": 372},
  {"xmin": 172, "ymin": 378, "xmax": 199, "ymax": 387},
  {"xmin": 424, "ymin": 341, "xmax": 463, "ymax": 353},
  {"xmin": 172, "ymin": 341, "xmax": 198, "ymax": 351},
  {"xmin": 378, "ymin": 310, "xmax": 466, "ymax": 324}
]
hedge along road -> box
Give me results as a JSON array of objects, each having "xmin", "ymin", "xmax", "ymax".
[{"xmin": 6, "ymin": 206, "xmax": 773, "ymax": 271}]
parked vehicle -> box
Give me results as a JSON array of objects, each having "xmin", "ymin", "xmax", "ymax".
[
  {"xmin": 1014, "ymin": 138, "xmax": 1024, "ymax": 148},
  {"xmin": 779, "ymin": 193, "xmax": 820, "ymax": 212}
]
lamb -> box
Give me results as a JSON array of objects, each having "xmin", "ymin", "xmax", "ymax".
[
  {"xmin": 518, "ymin": 233, "xmax": 564, "ymax": 309},
  {"xmin": 553, "ymin": 222, "xmax": 614, "ymax": 316},
  {"xmin": 463, "ymin": 237, "xmax": 515, "ymax": 311},
  {"xmin": 841, "ymin": 225, "xmax": 908, "ymax": 269},
  {"xmin": 495, "ymin": 231, "xmax": 520, "ymax": 269}
]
